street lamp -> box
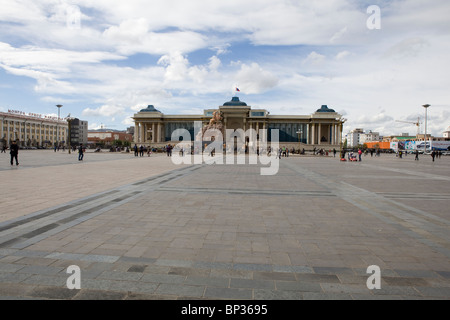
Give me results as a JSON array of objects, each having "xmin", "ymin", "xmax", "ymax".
[
  {"xmin": 423, "ymin": 104, "xmax": 430, "ymax": 153},
  {"xmin": 56, "ymin": 105, "xmax": 62, "ymax": 148}
]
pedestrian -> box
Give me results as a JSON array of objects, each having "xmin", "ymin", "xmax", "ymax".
[
  {"xmin": 1, "ymin": 144, "xmax": 6, "ymax": 153},
  {"xmin": 333, "ymin": 148, "xmax": 336, "ymax": 157},
  {"xmin": 431, "ymin": 150, "xmax": 436, "ymax": 162},
  {"xmin": 78, "ymin": 143, "xmax": 84, "ymax": 161},
  {"xmin": 139, "ymin": 145, "xmax": 144, "ymax": 157},
  {"xmin": 10, "ymin": 140, "xmax": 19, "ymax": 166},
  {"xmin": 415, "ymin": 149, "xmax": 419, "ymax": 161},
  {"xmin": 358, "ymin": 148, "xmax": 362, "ymax": 161},
  {"xmin": 133, "ymin": 144, "xmax": 138, "ymax": 157}
]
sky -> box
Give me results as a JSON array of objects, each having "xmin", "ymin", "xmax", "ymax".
[{"xmin": 0, "ymin": 0, "xmax": 449, "ymax": 136}]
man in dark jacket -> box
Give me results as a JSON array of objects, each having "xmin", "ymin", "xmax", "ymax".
[
  {"xmin": 78, "ymin": 143, "xmax": 84, "ymax": 161},
  {"xmin": 10, "ymin": 141, "xmax": 19, "ymax": 166}
]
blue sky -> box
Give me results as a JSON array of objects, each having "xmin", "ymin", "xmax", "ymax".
[{"xmin": 1, "ymin": 0, "xmax": 449, "ymax": 136}]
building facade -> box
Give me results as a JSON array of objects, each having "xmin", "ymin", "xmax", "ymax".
[
  {"xmin": 68, "ymin": 118, "xmax": 88, "ymax": 147},
  {"xmin": 88, "ymin": 130, "xmax": 133, "ymax": 146},
  {"xmin": 347, "ymin": 128, "xmax": 364, "ymax": 147},
  {"xmin": 360, "ymin": 131, "xmax": 380, "ymax": 144},
  {"xmin": 1, "ymin": 110, "xmax": 68, "ymax": 148},
  {"xmin": 132, "ymin": 97, "xmax": 344, "ymax": 149}
]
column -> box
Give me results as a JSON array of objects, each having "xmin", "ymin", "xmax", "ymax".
[
  {"xmin": 19, "ymin": 121, "xmax": 22, "ymax": 144},
  {"xmin": 331, "ymin": 124, "xmax": 335, "ymax": 145},
  {"xmin": 157, "ymin": 123, "xmax": 161, "ymax": 143},
  {"xmin": 334, "ymin": 124, "xmax": 338, "ymax": 145},
  {"xmin": 24, "ymin": 121, "xmax": 27, "ymax": 145},
  {"xmin": 39, "ymin": 123, "xmax": 42, "ymax": 146},
  {"xmin": 151, "ymin": 123, "xmax": 155, "ymax": 143},
  {"xmin": 311, "ymin": 123, "xmax": 315, "ymax": 145},
  {"xmin": 134, "ymin": 122, "xmax": 139, "ymax": 143},
  {"xmin": 317, "ymin": 123, "xmax": 321, "ymax": 145},
  {"xmin": 140, "ymin": 123, "xmax": 144, "ymax": 144},
  {"xmin": 143, "ymin": 123, "xmax": 147, "ymax": 142}
]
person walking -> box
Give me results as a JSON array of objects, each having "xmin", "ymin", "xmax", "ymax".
[
  {"xmin": 415, "ymin": 149, "xmax": 419, "ymax": 161},
  {"xmin": 431, "ymin": 150, "xmax": 436, "ymax": 162},
  {"xmin": 133, "ymin": 144, "xmax": 138, "ymax": 157},
  {"xmin": 358, "ymin": 148, "xmax": 362, "ymax": 161},
  {"xmin": 78, "ymin": 143, "xmax": 84, "ymax": 161},
  {"xmin": 1, "ymin": 144, "xmax": 7, "ymax": 153},
  {"xmin": 10, "ymin": 141, "xmax": 19, "ymax": 166}
]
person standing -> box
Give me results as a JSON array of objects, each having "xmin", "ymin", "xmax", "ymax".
[
  {"xmin": 10, "ymin": 141, "xmax": 19, "ymax": 166},
  {"xmin": 431, "ymin": 150, "xmax": 436, "ymax": 162},
  {"xmin": 415, "ymin": 149, "xmax": 419, "ymax": 161},
  {"xmin": 78, "ymin": 143, "xmax": 84, "ymax": 161},
  {"xmin": 358, "ymin": 148, "xmax": 362, "ymax": 161},
  {"xmin": 133, "ymin": 144, "xmax": 138, "ymax": 157}
]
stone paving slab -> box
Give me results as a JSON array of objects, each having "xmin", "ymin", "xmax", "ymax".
[{"xmin": 0, "ymin": 152, "xmax": 449, "ymax": 301}]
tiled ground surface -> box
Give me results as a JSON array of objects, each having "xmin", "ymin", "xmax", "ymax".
[{"xmin": 0, "ymin": 151, "xmax": 449, "ymax": 299}]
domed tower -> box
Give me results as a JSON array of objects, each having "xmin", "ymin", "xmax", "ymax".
[{"xmin": 219, "ymin": 97, "xmax": 251, "ymax": 131}]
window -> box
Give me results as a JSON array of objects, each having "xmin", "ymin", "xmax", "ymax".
[{"xmin": 251, "ymin": 112, "xmax": 265, "ymax": 117}]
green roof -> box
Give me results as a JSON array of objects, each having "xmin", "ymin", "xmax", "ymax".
[
  {"xmin": 139, "ymin": 105, "xmax": 160, "ymax": 112},
  {"xmin": 223, "ymin": 97, "xmax": 247, "ymax": 107},
  {"xmin": 316, "ymin": 105, "xmax": 336, "ymax": 113}
]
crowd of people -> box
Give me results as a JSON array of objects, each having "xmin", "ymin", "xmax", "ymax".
[{"xmin": 3, "ymin": 140, "xmax": 448, "ymax": 166}]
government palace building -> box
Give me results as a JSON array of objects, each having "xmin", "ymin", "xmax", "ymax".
[{"xmin": 132, "ymin": 96, "xmax": 345, "ymax": 150}]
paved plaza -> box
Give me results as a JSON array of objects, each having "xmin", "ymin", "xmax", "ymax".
[{"xmin": 0, "ymin": 149, "xmax": 449, "ymax": 300}]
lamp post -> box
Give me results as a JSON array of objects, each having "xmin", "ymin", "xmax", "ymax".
[
  {"xmin": 423, "ymin": 104, "xmax": 430, "ymax": 153},
  {"xmin": 56, "ymin": 105, "xmax": 62, "ymax": 148}
]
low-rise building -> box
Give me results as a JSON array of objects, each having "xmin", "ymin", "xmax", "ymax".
[
  {"xmin": 1, "ymin": 110, "xmax": 68, "ymax": 148},
  {"xmin": 88, "ymin": 129, "xmax": 133, "ymax": 146}
]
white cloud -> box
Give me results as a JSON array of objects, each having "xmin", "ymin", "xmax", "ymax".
[
  {"xmin": 336, "ymin": 51, "xmax": 351, "ymax": 60},
  {"xmin": 82, "ymin": 104, "xmax": 126, "ymax": 118},
  {"xmin": 0, "ymin": 0, "xmax": 449, "ymax": 137},
  {"xmin": 303, "ymin": 52, "xmax": 326, "ymax": 66},
  {"xmin": 235, "ymin": 63, "xmax": 279, "ymax": 94}
]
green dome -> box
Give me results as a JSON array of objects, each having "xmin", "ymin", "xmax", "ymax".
[
  {"xmin": 316, "ymin": 105, "xmax": 335, "ymax": 113},
  {"xmin": 140, "ymin": 105, "xmax": 160, "ymax": 112},
  {"xmin": 223, "ymin": 97, "xmax": 247, "ymax": 107}
]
